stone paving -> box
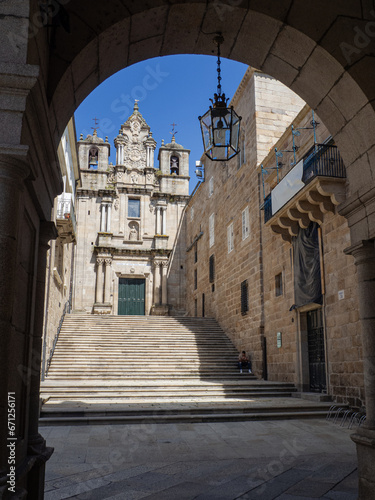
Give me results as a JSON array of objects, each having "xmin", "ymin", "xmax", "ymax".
[{"xmin": 41, "ymin": 418, "xmax": 358, "ymax": 499}]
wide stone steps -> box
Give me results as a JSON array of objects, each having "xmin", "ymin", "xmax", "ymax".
[{"xmin": 41, "ymin": 314, "xmax": 331, "ymax": 424}]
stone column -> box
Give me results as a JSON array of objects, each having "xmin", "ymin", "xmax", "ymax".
[
  {"xmin": 162, "ymin": 207, "xmax": 167, "ymax": 235},
  {"xmin": 107, "ymin": 204, "xmax": 112, "ymax": 233},
  {"xmin": 161, "ymin": 261, "xmax": 168, "ymax": 305},
  {"xmin": 95, "ymin": 258, "xmax": 104, "ymax": 303},
  {"xmin": 346, "ymin": 240, "xmax": 375, "ymax": 499},
  {"xmin": 153, "ymin": 262, "xmax": 160, "ymax": 305},
  {"xmin": 156, "ymin": 207, "xmax": 161, "ymax": 235},
  {"xmin": 104, "ymin": 258, "xmax": 112, "ymax": 303},
  {"xmin": 0, "ymin": 151, "xmax": 30, "ymax": 496},
  {"xmin": 147, "ymin": 147, "xmax": 150, "ymax": 167},
  {"xmin": 27, "ymin": 221, "xmax": 55, "ymax": 498},
  {"xmin": 100, "ymin": 204, "xmax": 106, "ymax": 232}
]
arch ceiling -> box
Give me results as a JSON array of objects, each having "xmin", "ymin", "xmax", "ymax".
[{"xmin": 29, "ymin": 0, "xmax": 374, "ymax": 200}]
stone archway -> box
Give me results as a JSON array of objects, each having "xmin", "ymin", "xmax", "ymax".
[{"xmin": 1, "ymin": 1, "xmax": 375, "ymax": 497}]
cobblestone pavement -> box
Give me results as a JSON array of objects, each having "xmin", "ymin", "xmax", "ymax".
[{"xmin": 41, "ymin": 419, "xmax": 358, "ymax": 499}]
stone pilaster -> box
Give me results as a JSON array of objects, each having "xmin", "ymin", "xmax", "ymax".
[
  {"xmin": 26, "ymin": 221, "xmax": 55, "ymax": 498},
  {"xmin": 95, "ymin": 258, "xmax": 104, "ymax": 304},
  {"xmin": 161, "ymin": 261, "xmax": 168, "ymax": 305},
  {"xmin": 345, "ymin": 240, "xmax": 375, "ymax": 499},
  {"xmin": 104, "ymin": 258, "xmax": 112, "ymax": 304},
  {"xmin": 153, "ymin": 261, "xmax": 161, "ymax": 306},
  {"xmin": 162, "ymin": 207, "xmax": 167, "ymax": 235},
  {"xmin": 156, "ymin": 207, "xmax": 161, "ymax": 235},
  {"xmin": 0, "ymin": 150, "xmax": 30, "ymax": 497}
]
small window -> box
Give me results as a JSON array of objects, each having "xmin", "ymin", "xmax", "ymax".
[
  {"xmin": 227, "ymin": 222, "xmax": 234, "ymax": 253},
  {"xmin": 242, "ymin": 206, "xmax": 249, "ymax": 240},
  {"xmin": 194, "ymin": 298, "xmax": 198, "ymax": 317},
  {"xmin": 275, "ymin": 273, "xmax": 283, "ymax": 297},
  {"xmin": 209, "ymin": 213, "xmax": 215, "ymax": 248},
  {"xmin": 194, "ymin": 242, "xmax": 198, "ymax": 263},
  {"xmin": 194, "ymin": 269, "xmax": 197, "ymax": 290},
  {"xmin": 241, "ymin": 280, "xmax": 248, "ymax": 316},
  {"xmin": 209, "ymin": 177, "xmax": 214, "ymax": 197},
  {"xmin": 128, "ymin": 198, "xmax": 140, "ymax": 218},
  {"xmin": 209, "ymin": 254, "xmax": 215, "ymax": 283}
]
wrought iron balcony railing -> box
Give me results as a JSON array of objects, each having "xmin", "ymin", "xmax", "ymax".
[
  {"xmin": 302, "ymin": 144, "xmax": 345, "ymax": 185},
  {"xmin": 264, "ymin": 144, "xmax": 345, "ymax": 224}
]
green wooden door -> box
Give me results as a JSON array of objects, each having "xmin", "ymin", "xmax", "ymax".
[{"xmin": 118, "ymin": 278, "xmax": 145, "ymax": 315}]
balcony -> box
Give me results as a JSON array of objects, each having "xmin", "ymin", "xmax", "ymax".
[
  {"xmin": 263, "ymin": 144, "xmax": 346, "ymax": 242},
  {"xmin": 56, "ymin": 193, "xmax": 77, "ymax": 243}
]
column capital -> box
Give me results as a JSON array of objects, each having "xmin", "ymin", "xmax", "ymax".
[
  {"xmin": 344, "ymin": 239, "xmax": 375, "ymax": 265},
  {"xmin": 39, "ymin": 220, "xmax": 58, "ymax": 249},
  {"xmin": 96, "ymin": 257, "xmax": 105, "ymax": 266},
  {"xmin": 104, "ymin": 258, "xmax": 112, "ymax": 266},
  {"xmin": 0, "ymin": 145, "xmax": 31, "ymax": 181}
]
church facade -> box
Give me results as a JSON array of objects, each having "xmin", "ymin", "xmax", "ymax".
[{"xmin": 73, "ymin": 103, "xmax": 190, "ymax": 316}]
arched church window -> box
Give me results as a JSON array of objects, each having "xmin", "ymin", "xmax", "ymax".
[
  {"xmin": 170, "ymin": 155, "xmax": 179, "ymax": 175},
  {"xmin": 88, "ymin": 147, "xmax": 99, "ymax": 169}
]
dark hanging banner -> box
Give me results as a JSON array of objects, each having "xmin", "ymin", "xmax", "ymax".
[{"xmin": 293, "ymin": 222, "xmax": 322, "ymax": 307}]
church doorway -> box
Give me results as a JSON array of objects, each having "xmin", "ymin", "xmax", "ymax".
[{"xmin": 118, "ymin": 278, "xmax": 145, "ymax": 316}]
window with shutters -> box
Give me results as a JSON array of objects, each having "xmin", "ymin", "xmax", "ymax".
[
  {"xmin": 209, "ymin": 213, "xmax": 215, "ymax": 248},
  {"xmin": 209, "ymin": 254, "xmax": 215, "ymax": 283},
  {"xmin": 242, "ymin": 206, "xmax": 250, "ymax": 240},
  {"xmin": 227, "ymin": 222, "xmax": 234, "ymax": 253},
  {"xmin": 241, "ymin": 280, "xmax": 248, "ymax": 315}
]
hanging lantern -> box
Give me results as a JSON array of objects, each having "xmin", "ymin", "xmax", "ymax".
[{"xmin": 198, "ymin": 34, "xmax": 242, "ymax": 161}]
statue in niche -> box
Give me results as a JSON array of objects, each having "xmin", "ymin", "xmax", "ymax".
[{"xmin": 129, "ymin": 222, "xmax": 139, "ymax": 241}]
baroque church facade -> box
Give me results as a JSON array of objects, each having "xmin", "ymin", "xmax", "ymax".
[{"xmin": 73, "ymin": 103, "xmax": 190, "ymax": 316}]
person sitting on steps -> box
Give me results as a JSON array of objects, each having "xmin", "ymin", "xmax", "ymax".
[{"xmin": 238, "ymin": 351, "xmax": 252, "ymax": 374}]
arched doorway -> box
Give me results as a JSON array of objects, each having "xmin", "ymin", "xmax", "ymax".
[{"xmin": 1, "ymin": 2, "xmax": 374, "ymax": 497}]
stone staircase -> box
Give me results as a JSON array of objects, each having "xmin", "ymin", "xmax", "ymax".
[{"xmin": 40, "ymin": 314, "xmax": 332, "ymax": 425}]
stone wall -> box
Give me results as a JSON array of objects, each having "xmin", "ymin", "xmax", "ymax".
[
  {"xmin": 186, "ymin": 70, "xmax": 305, "ymax": 373},
  {"xmin": 186, "ymin": 69, "xmax": 364, "ymax": 407}
]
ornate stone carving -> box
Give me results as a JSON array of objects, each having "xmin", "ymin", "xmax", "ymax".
[
  {"xmin": 96, "ymin": 258, "xmax": 104, "ymax": 266},
  {"xmin": 113, "ymin": 199, "xmax": 119, "ymax": 211},
  {"xmin": 130, "ymin": 267, "xmax": 136, "ymax": 274},
  {"xmin": 117, "ymin": 171, "xmax": 123, "ymax": 180},
  {"xmin": 130, "ymin": 171, "xmax": 139, "ymax": 184},
  {"xmin": 105, "ymin": 259, "xmax": 112, "ymax": 266},
  {"xmin": 147, "ymin": 173, "xmax": 153, "ymax": 183}
]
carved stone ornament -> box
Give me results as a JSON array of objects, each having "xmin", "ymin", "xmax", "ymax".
[
  {"xmin": 147, "ymin": 173, "xmax": 153, "ymax": 183},
  {"xmin": 130, "ymin": 171, "xmax": 139, "ymax": 184},
  {"xmin": 117, "ymin": 171, "xmax": 123, "ymax": 180},
  {"xmin": 149, "ymin": 201, "xmax": 156, "ymax": 213},
  {"xmin": 105, "ymin": 258, "xmax": 112, "ymax": 266},
  {"xmin": 96, "ymin": 258, "xmax": 104, "ymax": 266},
  {"xmin": 114, "ymin": 199, "xmax": 119, "ymax": 211},
  {"xmin": 130, "ymin": 267, "xmax": 136, "ymax": 274}
]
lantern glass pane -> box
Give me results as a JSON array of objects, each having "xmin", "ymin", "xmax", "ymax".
[
  {"xmin": 212, "ymin": 146, "xmax": 227, "ymax": 160},
  {"xmin": 231, "ymin": 114, "xmax": 240, "ymax": 151},
  {"xmin": 200, "ymin": 110, "xmax": 213, "ymax": 151}
]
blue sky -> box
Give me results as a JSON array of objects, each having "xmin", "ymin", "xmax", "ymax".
[{"xmin": 74, "ymin": 55, "xmax": 248, "ymax": 193}]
